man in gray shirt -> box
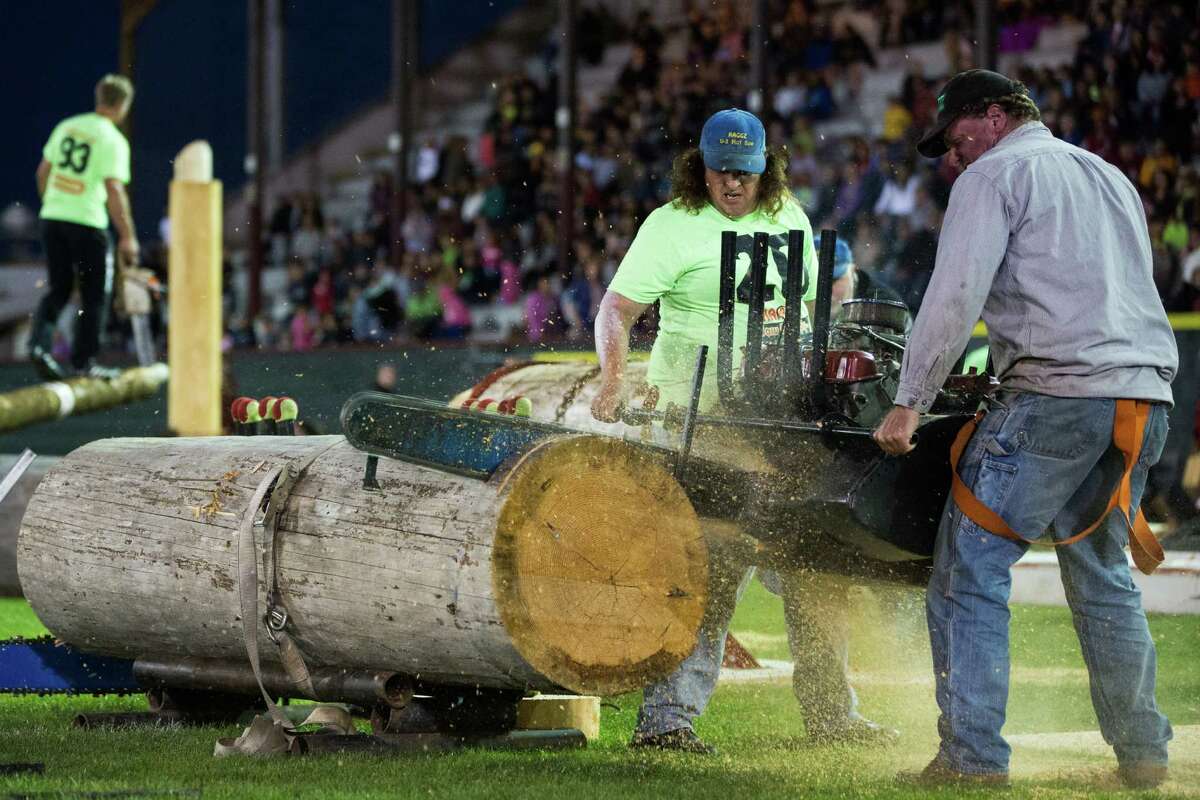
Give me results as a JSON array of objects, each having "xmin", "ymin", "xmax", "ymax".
[{"xmin": 874, "ymin": 70, "xmax": 1177, "ymax": 789}]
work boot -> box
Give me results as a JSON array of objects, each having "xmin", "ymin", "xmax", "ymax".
[
  {"xmin": 629, "ymin": 728, "xmax": 716, "ymax": 755},
  {"xmin": 808, "ymin": 717, "xmax": 900, "ymax": 746},
  {"xmin": 1117, "ymin": 761, "xmax": 1168, "ymax": 789},
  {"xmin": 30, "ymin": 346, "xmax": 66, "ymax": 382},
  {"xmin": 896, "ymin": 758, "xmax": 1010, "ymax": 788}
]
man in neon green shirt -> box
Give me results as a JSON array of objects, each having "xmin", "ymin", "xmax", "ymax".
[
  {"xmin": 30, "ymin": 74, "xmax": 139, "ymax": 380},
  {"xmin": 593, "ymin": 109, "xmax": 894, "ymax": 754},
  {"xmin": 592, "ymin": 111, "xmax": 816, "ymax": 416}
]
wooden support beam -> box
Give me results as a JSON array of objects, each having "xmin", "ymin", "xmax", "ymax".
[{"xmin": 167, "ymin": 142, "xmax": 223, "ymax": 436}]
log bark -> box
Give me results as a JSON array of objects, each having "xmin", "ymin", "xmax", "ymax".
[
  {"xmin": 449, "ymin": 360, "xmax": 775, "ymax": 471},
  {"xmin": 451, "ymin": 360, "xmax": 644, "ymax": 440},
  {"xmin": 18, "ymin": 434, "xmax": 706, "ymax": 696},
  {"xmin": 0, "ymin": 364, "xmax": 168, "ymax": 434}
]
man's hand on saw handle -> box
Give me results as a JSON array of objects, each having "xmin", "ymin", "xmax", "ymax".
[{"xmin": 874, "ymin": 405, "xmax": 920, "ymax": 456}]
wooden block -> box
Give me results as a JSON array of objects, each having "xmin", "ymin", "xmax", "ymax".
[
  {"xmin": 516, "ymin": 695, "xmax": 600, "ymax": 741},
  {"xmin": 1184, "ymin": 452, "xmax": 1199, "ymax": 493}
]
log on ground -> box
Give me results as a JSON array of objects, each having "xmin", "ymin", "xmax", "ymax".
[{"xmin": 17, "ymin": 434, "xmax": 707, "ymax": 696}]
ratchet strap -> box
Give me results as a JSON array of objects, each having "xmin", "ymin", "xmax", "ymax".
[
  {"xmin": 218, "ymin": 443, "xmax": 353, "ymax": 757},
  {"xmin": 949, "ymin": 398, "xmax": 1163, "ymax": 576}
]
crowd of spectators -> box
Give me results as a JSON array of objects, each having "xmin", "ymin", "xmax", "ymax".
[{"xmin": 230, "ymin": 0, "xmax": 1200, "ymax": 354}]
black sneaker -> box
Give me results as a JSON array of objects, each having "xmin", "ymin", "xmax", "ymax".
[
  {"xmin": 30, "ymin": 346, "xmax": 66, "ymax": 381},
  {"xmin": 629, "ymin": 728, "xmax": 716, "ymax": 755},
  {"xmin": 78, "ymin": 362, "xmax": 123, "ymax": 381}
]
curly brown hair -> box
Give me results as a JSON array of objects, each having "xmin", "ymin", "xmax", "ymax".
[
  {"xmin": 957, "ymin": 87, "xmax": 1041, "ymax": 125},
  {"xmin": 668, "ymin": 145, "xmax": 793, "ymax": 220}
]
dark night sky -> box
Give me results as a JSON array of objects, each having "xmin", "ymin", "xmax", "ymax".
[
  {"xmin": 1, "ymin": 2, "xmax": 246, "ymax": 241},
  {"xmin": 2, "ymin": 5, "xmax": 121, "ymax": 220},
  {"xmin": 1, "ymin": 0, "xmax": 524, "ymax": 242}
]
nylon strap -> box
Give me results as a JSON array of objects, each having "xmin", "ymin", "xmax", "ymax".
[
  {"xmin": 236, "ymin": 465, "xmax": 291, "ymax": 726},
  {"xmin": 259, "ymin": 463, "xmax": 317, "ymax": 699},
  {"xmin": 221, "ymin": 443, "xmax": 354, "ymax": 756},
  {"xmin": 949, "ymin": 399, "xmax": 1164, "ymax": 575}
]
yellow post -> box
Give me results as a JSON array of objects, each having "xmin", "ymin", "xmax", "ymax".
[{"xmin": 167, "ymin": 141, "xmax": 222, "ymax": 436}]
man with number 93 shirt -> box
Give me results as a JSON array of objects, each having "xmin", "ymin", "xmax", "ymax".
[{"xmin": 31, "ymin": 73, "xmax": 139, "ymax": 380}]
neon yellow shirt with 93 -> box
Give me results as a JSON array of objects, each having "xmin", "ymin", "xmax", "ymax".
[
  {"xmin": 40, "ymin": 112, "xmax": 130, "ymax": 230},
  {"xmin": 609, "ymin": 197, "xmax": 818, "ymax": 409}
]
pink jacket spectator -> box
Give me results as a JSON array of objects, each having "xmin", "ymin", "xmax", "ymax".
[
  {"xmin": 525, "ymin": 289, "xmax": 557, "ymax": 343},
  {"xmin": 437, "ymin": 284, "xmax": 472, "ymax": 328},
  {"xmin": 499, "ymin": 260, "xmax": 522, "ymax": 304},
  {"xmin": 290, "ymin": 309, "xmax": 316, "ymax": 352},
  {"xmin": 483, "ymin": 242, "xmax": 523, "ymax": 305}
]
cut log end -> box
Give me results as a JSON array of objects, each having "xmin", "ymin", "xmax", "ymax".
[{"xmin": 492, "ymin": 435, "xmax": 707, "ymax": 696}]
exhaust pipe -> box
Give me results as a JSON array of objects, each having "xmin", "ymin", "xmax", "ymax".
[
  {"xmin": 745, "ymin": 231, "xmax": 769, "ymax": 373},
  {"xmin": 717, "ymin": 230, "xmax": 737, "ymax": 404},
  {"xmin": 780, "ymin": 228, "xmax": 806, "ymax": 399},
  {"xmin": 808, "ymin": 228, "xmax": 838, "ymax": 413}
]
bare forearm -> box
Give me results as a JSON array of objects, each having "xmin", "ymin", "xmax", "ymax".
[
  {"xmin": 36, "ymin": 162, "xmax": 49, "ymax": 198},
  {"xmin": 106, "ymin": 185, "xmax": 137, "ymax": 243},
  {"xmin": 590, "ymin": 291, "xmax": 649, "ymax": 422},
  {"xmin": 595, "ymin": 298, "xmax": 634, "ymax": 386}
]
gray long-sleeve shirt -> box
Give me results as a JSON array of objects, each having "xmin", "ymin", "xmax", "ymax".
[{"xmin": 895, "ymin": 122, "xmax": 1177, "ymax": 411}]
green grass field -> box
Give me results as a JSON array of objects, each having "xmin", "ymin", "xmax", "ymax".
[{"xmin": 1, "ymin": 581, "xmax": 1197, "ymax": 799}]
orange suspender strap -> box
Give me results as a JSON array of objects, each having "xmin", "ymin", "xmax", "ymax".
[{"xmin": 948, "ymin": 399, "xmax": 1165, "ymax": 576}]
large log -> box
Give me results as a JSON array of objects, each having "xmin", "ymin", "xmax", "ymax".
[{"xmin": 17, "ymin": 434, "xmax": 707, "ymax": 696}]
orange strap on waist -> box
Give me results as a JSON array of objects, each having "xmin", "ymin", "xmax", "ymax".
[{"xmin": 949, "ymin": 399, "xmax": 1164, "ymax": 575}]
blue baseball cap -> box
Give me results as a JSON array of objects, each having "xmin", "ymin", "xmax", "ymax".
[
  {"xmin": 812, "ymin": 233, "xmax": 855, "ymax": 279},
  {"xmin": 700, "ymin": 109, "xmax": 766, "ymax": 174}
]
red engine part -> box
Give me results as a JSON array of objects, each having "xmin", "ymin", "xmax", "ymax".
[{"xmin": 802, "ymin": 349, "xmax": 878, "ymax": 383}]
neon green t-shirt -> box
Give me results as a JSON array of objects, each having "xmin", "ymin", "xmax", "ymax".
[
  {"xmin": 40, "ymin": 112, "xmax": 130, "ymax": 230},
  {"xmin": 962, "ymin": 344, "xmax": 989, "ymax": 375},
  {"xmin": 609, "ymin": 198, "xmax": 818, "ymax": 408}
]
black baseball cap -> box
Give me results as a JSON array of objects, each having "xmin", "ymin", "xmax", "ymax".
[{"xmin": 916, "ymin": 69, "xmax": 1028, "ymax": 158}]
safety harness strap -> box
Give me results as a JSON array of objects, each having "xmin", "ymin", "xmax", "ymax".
[{"xmin": 949, "ymin": 398, "xmax": 1164, "ymax": 576}]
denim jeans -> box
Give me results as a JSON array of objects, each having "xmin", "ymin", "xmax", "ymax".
[
  {"xmin": 636, "ymin": 545, "xmax": 859, "ymax": 736},
  {"xmin": 635, "ymin": 552, "xmax": 753, "ymax": 737},
  {"xmin": 768, "ymin": 569, "xmax": 864, "ymax": 735},
  {"xmin": 927, "ymin": 391, "xmax": 1173, "ymax": 774}
]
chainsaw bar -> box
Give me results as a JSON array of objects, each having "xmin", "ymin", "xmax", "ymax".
[
  {"xmin": 340, "ymin": 391, "xmax": 677, "ymax": 478},
  {"xmin": 0, "ymin": 635, "xmax": 140, "ymax": 696}
]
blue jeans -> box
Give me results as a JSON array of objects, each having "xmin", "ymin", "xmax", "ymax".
[
  {"xmin": 635, "ymin": 551, "xmax": 754, "ymax": 737},
  {"xmin": 636, "ymin": 548, "xmax": 859, "ymax": 736},
  {"xmin": 927, "ymin": 392, "xmax": 1173, "ymax": 774}
]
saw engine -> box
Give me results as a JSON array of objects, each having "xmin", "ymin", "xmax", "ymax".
[
  {"xmin": 620, "ymin": 227, "xmax": 1000, "ymax": 579},
  {"xmin": 747, "ymin": 295, "xmax": 993, "ymax": 430}
]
